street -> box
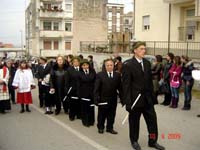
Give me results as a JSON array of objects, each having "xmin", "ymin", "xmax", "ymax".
[{"xmin": 0, "ymin": 88, "xmax": 200, "ymax": 150}]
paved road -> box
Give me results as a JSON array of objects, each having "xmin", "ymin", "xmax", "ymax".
[{"xmin": 0, "ymin": 88, "xmax": 200, "ymax": 150}]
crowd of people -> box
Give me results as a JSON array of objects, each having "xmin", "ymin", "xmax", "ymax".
[{"xmin": 0, "ymin": 41, "xmax": 199, "ymax": 150}]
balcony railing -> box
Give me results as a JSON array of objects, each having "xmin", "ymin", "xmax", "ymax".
[
  {"xmin": 40, "ymin": 30, "xmax": 72, "ymax": 38},
  {"xmin": 80, "ymin": 41, "xmax": 200, "ymax": 59},
  {"xmin": 39, "ymin": 8, "xmax": 65, "ymax": 18},
  {"xmin": 163, "ymin": 0, "xmax": 193, "ymax": 4}
]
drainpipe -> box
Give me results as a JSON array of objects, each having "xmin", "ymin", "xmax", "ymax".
[{"xmin": 168, "ymin": 3, "xmax": 171, "ymax": 53}]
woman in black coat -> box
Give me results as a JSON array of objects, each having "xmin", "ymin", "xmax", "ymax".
[
  {"xmin": 50, "ymin": 56, "xmax": 69, "ymax": 115},
  {"xmin": 79, "ymin": 59, "xmax": 96, "ymax": 127}
]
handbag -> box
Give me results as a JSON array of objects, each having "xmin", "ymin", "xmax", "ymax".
[{"xmin": 170, "ymin": 74, "xmax": 180, "ymax": 88}]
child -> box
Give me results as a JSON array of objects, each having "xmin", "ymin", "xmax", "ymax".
[{"xmin": 12, "ymin": 60, "xmax": 35, "ymax": 113}]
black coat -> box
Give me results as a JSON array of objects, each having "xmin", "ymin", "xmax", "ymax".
[
  {"xmin": 50, "ymin": 64, "xmax": 68, "ymax": 101},
  {"xmin": 36, "ymin": 63, "xmax": 52, "ymax": 81},
  {"xmin": 94, "ymin": 71, "xmax": 121, "ymax": 105},
  {"xmin": 79, "ymin": 69, "xmax": 96, "ymax": 99},
  {"xmin": 8, "ymin": 66, "xmax": 16, "ymax": 87},
  {"xmin": 122, "ymin": 57, "xmax": 155, "ymax": 109},
  {"xmin": 65, "ymin": 66, "xmax": 81, "ymax": 97}
]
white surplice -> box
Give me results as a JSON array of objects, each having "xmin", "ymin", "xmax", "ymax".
[{"xmin": 12, "ymin": 69, "xmax": 35, "ymax": 93}]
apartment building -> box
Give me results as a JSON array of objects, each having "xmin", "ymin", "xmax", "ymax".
[
  {"xmin": 124, "ymin": 11, "xmax": 134, "ymax": 39},
  {"xmin": 26, "ymin": 0, "xmax": 108, "ymax": 57},
  {"xmin": 106, "ymin": 3, "xmax": 124, "ymax": 38},
  {"xmin": 26, "ymin": 0, "xmax": 73, "ymax": 57},
  {"xmin": 134, "ymin": 0, "xmax": 200, "ymax": 42}
]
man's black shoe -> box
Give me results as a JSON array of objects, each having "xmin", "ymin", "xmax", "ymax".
[
  {"xmin": 131, "ymin": 142, "xmax": 141, "ymax": 150},
  {"xmin": 98, "ymin": 129, "xmax": 104, "ymax": 134},
  {"xmin": 106, "ymin": 129, "xmax": 118, "ymax": 134},
  {"xmin": 55, "ymin": 110, "xmax": 60, "ymax": 115},
  {"xmin": 149, "ymin": 143, "xmax": 165, "ymax": 150},
  {"xmin": 69, "ymin": 117, "xmax": 75, "ymax": 121}
]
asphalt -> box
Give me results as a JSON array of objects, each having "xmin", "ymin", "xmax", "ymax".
[{"xmin": 0, "ymin": 88, "xmax": 200, "ymax": 150}]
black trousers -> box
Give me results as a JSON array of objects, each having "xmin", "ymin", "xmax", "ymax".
[
  {"xmin": 8, "ymin": 85, "xmax": 15, "ymax": 103},
  {"xmin": 128, "ymin": 105, "xmax": 158, "ymax": 145},
  {"xmin": 69, "ymin": 96, "xmax": 81, "ymax": 120},
  {"xmin": 163, "ymin": 81, "xmax": 171, "ymax": 105},
  {"xmin": 38, "ymin": 82, "xmax": 45, "ymax": 107},
  {"xmin": 97, "ymin": 102, "xmax": 117, "ymax": 130},
  {"xmin": 55, "ymin": 94, "xmax": 69, "ymax": 113},
  {"xmin": 81, "ymin": 100, "xmax": 95, "ymax": 126}
]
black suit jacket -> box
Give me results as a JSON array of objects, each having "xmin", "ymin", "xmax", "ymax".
[
  {"xmin": 36, "ymin": 63, "xmax": 52, "ymax": 81},
  {"xmin": 122, "ymin": 57, "xmax": 155, "ymax": 110},
  {"xmin": 94, "ymin": 71, "xmax": 121, "ymax": 105},
  {"xmin": 79, "ymin": 69, "xmax": 96, "ymax": 100},
  {"xmin": 65, "ymin": 66, "xmax": 81, "ymax": 97}
]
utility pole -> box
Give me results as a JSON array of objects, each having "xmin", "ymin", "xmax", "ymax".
[
  {"xmin": 168, "ymin": 3, "xmax": 171, "ymax": 53},
  {"xmin": 20, "ymin": 30, "xmax": 23, "ymax": 51}
]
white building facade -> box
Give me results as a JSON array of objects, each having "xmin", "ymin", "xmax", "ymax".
[{"xmin": 134, "ymin": 0, "xmax": 200, "ymax": 42}]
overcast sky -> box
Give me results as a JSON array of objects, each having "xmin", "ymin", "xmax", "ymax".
[{"xmin": 0, "ymin": 0, "xmax": 133, "ymax": 47}]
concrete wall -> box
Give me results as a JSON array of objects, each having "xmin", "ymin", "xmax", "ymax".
[
  {"xmin": 72, "ymin": 0, "xmax": 108, "ymax": 54},
  {"xmin": 135, "ymin": 0, "xmax": 170, "ymax": 41}
]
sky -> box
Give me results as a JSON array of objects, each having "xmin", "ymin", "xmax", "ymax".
[{"xmin": 0, "ymin": 0, "xmax": 133, "ymax": 47}]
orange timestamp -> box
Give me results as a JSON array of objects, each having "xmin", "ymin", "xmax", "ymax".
[{"xmin": 149, "ymin": 133, "xmax": 182, "ymax": 140}]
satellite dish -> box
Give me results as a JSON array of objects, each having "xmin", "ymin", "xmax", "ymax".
[{"xmin": 192, "ymin": 70, "xmax": 200, "ymax": 81}]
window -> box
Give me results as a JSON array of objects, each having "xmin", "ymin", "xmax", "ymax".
[
  {"xmin": 54, "ymin": 41, "xmax": 59, "ymax": 50},
  {"xmin": 186, "ymin": 21, "xmax": 196, "ymax": 40},
  {"xmin": 65, "ymin": 41, "xmax": 71, "ymax": 50},
  {"xmin": 43, "ymin": 21, "xmax": 51, "ymax": 30},
  {"xmin": 108, "ymin": 12, "xmax": 112, "ymax": 20},
  {"xmin": 186, "ymin": 9, "xmax": 195, "ymax": 17},
  {"xmin": 53, "ymin": 22, "xmax": 59, "ymax": 30},
  {"xmin": 44, "ymin": 41, "xmax": 51, "ymax": 49},
  {"xmin": 65, "ymin": 22, "xmax": 72, "ymax": 31},
  {"xmin": 108, "ymin": 21, "xmax": 112, "ymax": 30},
  {"xmin": 116, "ymin": 13, "xmax": 120, "ymax": 19},
  {"xmin": 116, "ymin": 26, "xmax": 120, "ymax": 32},
  {"xmin": 44, "ymin": 3, "xmax": 51, "ymax": 10},
  {"xmin": 65, "ymin": 0, "xmax": 72, "ymax": 12},
  {"xmin": 65, "ymin": 4, "xmax": 72, "ymax": 11},
  {"xmin": 143, "ymin": 15, "xmax": 150, "ymax": 30},
  {"xmin": 125, "ymin": 19, "xmax": 129, "ymax": 24}
]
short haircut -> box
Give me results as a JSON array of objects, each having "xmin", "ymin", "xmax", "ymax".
[{"xmin": 132, "ymin": 41, "xmax": 146, "ymax": 52}]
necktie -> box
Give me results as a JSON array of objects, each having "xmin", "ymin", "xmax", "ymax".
[
  {"xmin": 140, "ymin": 62, "xmax": 144, "ymax": 72},
  {"xmin": 75, "ymin": 67, "xmax": 79, "ymax": 71},
  {"xmin": 109, "ymin": 72, "xmax": 112, "ymax": 78}
]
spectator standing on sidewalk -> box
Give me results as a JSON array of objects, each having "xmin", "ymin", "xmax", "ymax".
[{"xmin": 12, "ymin": 60, "xmax": 35, "ymax": 113}]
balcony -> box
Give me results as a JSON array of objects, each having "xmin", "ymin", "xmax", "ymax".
[
  {"xmin": 41, "ymin": 0, "xmax": 63, "ymax": 2},
  {"xmin": 40, "ymin": 30, "xmax": 73, "ymax": 38},
  {"xmin": 163, "ymin": 0, "xmax": 194, "ymax": 4},
  {"xmin": 39, "ymin": 7, "xmax": 66, "ymax": 18}
]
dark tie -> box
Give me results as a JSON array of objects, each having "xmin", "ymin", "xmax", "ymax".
[
  {"xmin": 75, "ymin": 67, "xmax": 78, "ymax": 71},
  {"xmin": 85, "ymin": 70, "xmax": 88, "ymax": 75},
  {"xmin": 140, "ymin": 62, "xmax": 144, "ymax": 72},
  {"xmin": 109, "ymin": 72, "xmax": 112, "ymax": 78}
]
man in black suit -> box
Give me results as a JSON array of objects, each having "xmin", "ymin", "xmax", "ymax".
[
  {"xmin": 122, "ymin": 42, "xmax": 165, "ymax": 150},
  {"xmin": 65, "ymin": 56, "xmax": 81, "ymax": 121},
  {"xmin": 94, "ymin": 59, "xmax": 121, "ymax": 134},
  {"xmin": 36, "ymin": 57, "xmax": 51, "ymax": 108}
]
